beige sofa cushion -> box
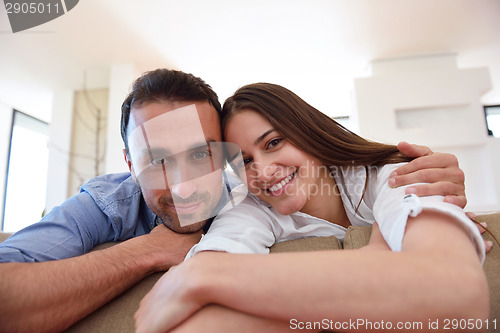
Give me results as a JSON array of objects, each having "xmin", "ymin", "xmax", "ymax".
[
  {"xmin": 0, "ymin": 232, "xmax": 11, "ymax": 243},
  {"xmin": 476, "ymin": 213, "xmax": 500, "ymax": 330},
  {"xmin": 269, "ymin": 235, "xmax": 342, "ymax": 253},
  {"xmin": 66, "ymin": 272, "xmax": 163, "ymax": 333},
  {"xmin": 343, "ymin": 226, "xmax": 372, "ymax": 250}
]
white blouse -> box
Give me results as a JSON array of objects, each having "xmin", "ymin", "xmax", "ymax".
[{"xmin": 186, "ymin": 163, "xmax": 485, "ymax": 263}]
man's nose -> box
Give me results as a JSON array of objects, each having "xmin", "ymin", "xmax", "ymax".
[
  {"xmin": 171, "ymin": 181, "xmax": 197, "ymax": 199},
  {"xmin": 167, "ymin": 162, "xmax": 198, "ymax": 199}
]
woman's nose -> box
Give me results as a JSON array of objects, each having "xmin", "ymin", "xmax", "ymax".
[{"xmin": 251, "ymin": 156, "xmax": 278, "ymax": 184}]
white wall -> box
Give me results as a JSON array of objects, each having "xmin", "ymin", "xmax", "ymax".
[
  {"xmin": 45, "ymin": 90, "xmax": 74, "ymax": 213},
  {"xmin": 354, "ymin": 53, "xmax": 499, "ymax": 212},
  {"xmin": 487, "ymin": 138, "xmax": 500, "ymax": 210},
  {"xmin": 68, "ymin": 89, "xmax": 109, "ymax": 196},
  {"xmin": 45, "ymin": 65, "xmax": 140, "ymax": 211},
  {"xmin": 104, "ymin": 64, "xmax": 139, "ymax": 174},
  {"xmin": 0, "ymin": 101, "xmax": 14, "ymax": 224}
]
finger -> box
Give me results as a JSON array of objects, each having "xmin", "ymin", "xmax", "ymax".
[
  {"xmin": 474, "ymin": 221, "xmax": 487, "ymax": 234},
  {"xmin": 465, "ymin": 212, "xmax": 477, "ymax": 220},
  {"xmin": 393, "ymin": 153, "xmax": 459, "ymax": 177},
  {"xmin": 135, "ymin": 288, "xmax": 157, "ymax": 332},
  {"xmin": 136, "ymin": 298, "xmax": 169, "ymax": 333},
  {"xmin": 397, "ymin": 141, "xmax": 433, "ymax": 158},
  {"xmin": 485, "ymin": 240, "xmax": 493, "ymax": 253},
  {"xmin": 443, "ymin": 195, "xmax": 468, "ymax": 209},
  {"xmin": 135, "ymin": 308, "xmax": 151, "ymax": 333},
  {"xmin": 464, "ymin": 211, "xmax": 485, "ymax": 233},
  {"xmin": 400, "ymin": 182, "xmax": 466, "ymax": 203},
  {"xmin": 470, "ymin": 219, "xmax": 488, "ymax": 237},
  {"xmin": 390, "ymin": 168, "xmax": 465, "ymax": 189},
  {"xmin": 403, "ymin": 181, "xmax": 465, "ymax": 197}
]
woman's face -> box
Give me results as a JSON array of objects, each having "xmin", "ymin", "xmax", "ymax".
[{"xmin": 225, "ymin": 110, "xmax": 335, "ymax": 216}]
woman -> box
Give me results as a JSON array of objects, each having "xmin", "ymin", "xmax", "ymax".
[{"xmin": 136, "ymin": 83, "xmax": 489, "ymax": 333}]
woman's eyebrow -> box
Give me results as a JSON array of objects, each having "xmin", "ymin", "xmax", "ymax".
[{"xmin": 254, "ymin": 129, "xmax": 275, "ymax": 145}]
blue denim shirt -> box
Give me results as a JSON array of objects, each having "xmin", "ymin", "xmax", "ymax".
[{"xmin": 0, "ymin": 173, "xmax": 156, "ymax": 263}]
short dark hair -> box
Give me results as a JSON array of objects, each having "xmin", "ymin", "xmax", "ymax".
[{"xmin": 120, "ymin": 68, "xmax": 221, "ymax": 153}]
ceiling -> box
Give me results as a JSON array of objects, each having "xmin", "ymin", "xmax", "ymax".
[{"xmin": 1, "ymin": 0, "xmax": 499, "ymax": 122}]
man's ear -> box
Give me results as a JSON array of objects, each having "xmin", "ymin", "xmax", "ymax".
[{"xmin": 123, "ymin": 149, "xmax": 138, "ymax": 182}]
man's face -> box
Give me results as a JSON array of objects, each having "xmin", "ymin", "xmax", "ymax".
[{"xmin": 126, "ymin": 100, "xmax": 223, "ymax": 233}]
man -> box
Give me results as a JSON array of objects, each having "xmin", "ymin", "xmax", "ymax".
[{"xmin": 0, "ymin": 69, "xmax": 469, "ymax": 332}]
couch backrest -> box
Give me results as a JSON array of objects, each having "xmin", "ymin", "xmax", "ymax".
[{"xmin": 0, "ymin": 232, "xmax": 12, "ymax": 243}]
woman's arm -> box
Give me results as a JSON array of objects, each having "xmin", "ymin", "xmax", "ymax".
[{"xmin": 135, "ymin": 211, "xmax": 488, "ymax": 333}]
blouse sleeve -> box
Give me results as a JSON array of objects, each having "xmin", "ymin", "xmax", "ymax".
[
  {"xmin": 370, "ymin": 164, "xmax": 485, "ymax": 263},
  {"xmin": 185, "ymin": 196, "xmax": 277, "ymax": 259}
]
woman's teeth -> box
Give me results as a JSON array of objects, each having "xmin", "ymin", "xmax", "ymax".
[{"xmin": 269, "ymin": 172, "xmax": 295, "ymax": 193}]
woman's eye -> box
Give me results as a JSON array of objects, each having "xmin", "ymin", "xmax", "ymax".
[
  {"xmin": 243, "ymin": 157, "xmax": 253, "ymax": 166},
  {"xmin": 266, "ymin": 138, "xmax": 282, "ymax": 149}
]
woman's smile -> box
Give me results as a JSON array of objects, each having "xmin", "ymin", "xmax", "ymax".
[{"xmin": 267, "ymin": 170, "xmax": 297, "ymax": 196}]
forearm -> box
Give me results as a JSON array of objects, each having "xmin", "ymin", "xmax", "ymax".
[
  {"xmin": 0, "ymin": 236, "xmax": 173, "ymax": 332},
  {"xmin": 198, "ymin": 251, "xmax": 484, "ymax": 328}
]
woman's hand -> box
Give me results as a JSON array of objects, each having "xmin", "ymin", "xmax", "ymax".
[
  {"xmin": 391, "ymin": 141, "xmax": 467, "ymax": 208},
  {"xmin": 134, "ymin": 259, "xmax": 207, "ymax": 333},
  {"xmin": 467, "ymin": 212, "xmax": 494, "ymax": 253}
]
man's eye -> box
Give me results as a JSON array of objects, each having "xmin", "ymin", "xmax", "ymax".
[
  {"xmin": 151, "ymin": 157, "xmax": 169, "ymax": 166},
  {"xmin": 190, "ymin": 151, "xmax": 211, "ymax": 160}
]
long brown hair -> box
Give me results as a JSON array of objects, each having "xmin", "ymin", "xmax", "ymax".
[{"xmin": 222, "ymin": 82, "xmax": 411, "ymax": 168}]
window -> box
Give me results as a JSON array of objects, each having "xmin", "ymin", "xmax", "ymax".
[
  {"xmin": 333, "ymin": 115, "xmax": 351, "ymax": 129},
  {"xmin": 484, "ymin": 105, "xmax": 500, "ymax": 138},
  {"xmin": 2, "ymin": 110, "xmax": 49, "ymax": 232}
]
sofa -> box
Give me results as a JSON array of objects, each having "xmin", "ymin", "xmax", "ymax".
[{"xmin": 1, "ymin": 213, "xmax": 499, "ymax": 333}]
